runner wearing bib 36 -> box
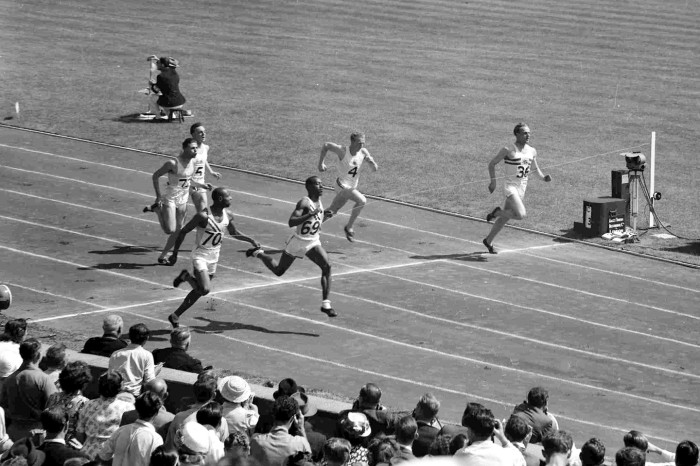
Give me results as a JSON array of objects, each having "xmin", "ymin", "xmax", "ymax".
[
  {"xmin": 318, "ymin": 132, "xmax": 378, "ymax": 242},
  {"xmin": 483, "ymin": 123, "xmax": 551, "ymax": 254}
]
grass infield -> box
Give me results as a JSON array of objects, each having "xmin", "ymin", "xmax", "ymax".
[{"xmin": 1, "ymin": 0, "xmax": 699, "ymax": 269}]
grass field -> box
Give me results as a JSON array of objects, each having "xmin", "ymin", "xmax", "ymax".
[{"xmin": 2, "ymin": 0, "xmax": 700, "ymax": 265}]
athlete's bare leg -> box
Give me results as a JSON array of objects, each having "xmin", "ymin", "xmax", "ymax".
[
  {"xmin": 485, "ymin": 194, "xmax": 527, "ymax": 246},
  {"xmin": 159, "ymin": 203, "xmax": 188, "ymax": 262},
  {"xmin": 305, "ymin": 246, "xmax": 331, "ymax": 301},
  {"xmin": 190, "ymin": 189, "xmax": 208, "ymax": 213},
  {"xmin": 170, "ymin": 269, "xmax": 213, "ymax": 327},
  {"xmin": 345, "ymin": 189, "xmax": 367, "ymax": 230},
  {"xmin": 256, "ymin": 251, "xmax": 296, "ymax": 277}
]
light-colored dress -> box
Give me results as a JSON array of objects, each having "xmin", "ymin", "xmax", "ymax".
[
  {"xmin": 75, "ymin": 396, "xmax": 135, "ymax": 459},
  {"xmin": 46, "ymin": 391, "xmax": 89, "ymax": 442}
]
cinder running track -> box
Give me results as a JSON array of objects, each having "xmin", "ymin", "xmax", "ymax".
[{"xmin": 0, "ymin": 125, "xmax": 697, "ymax": 452}]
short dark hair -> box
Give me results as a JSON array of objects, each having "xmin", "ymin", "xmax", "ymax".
[
  {"xmin": 449, "ymin": 434, "xmax": 469, "ymax": 455},
  {"xmin": 429, "ymin": 432, "xmax": 453, "ymax": 456},
  {"xmin": 193, "ymin": 376, "xmax": 217, "ymax": 403},
  {"xmin": 151, "ymin": 445, "xmax": 179, "ymax": 466},
  {"xmin": 98, "ymin": 371, "xmax": 123, "ymax": 398},
  {"xmin": 416, "ymin": 393, "xmax": 440, "ymax": 419},
  {"xmin": 42, "ymin": 344, "xmax": 67, "ymax": 370},
  {"xmin": 461, "ymin": 402, "xmax": 485, "ymax": 428},
  {"xmin": 304, "ymin": 176, "xmax": 321, "ymax": 191},
  {"xmin": 182, "ymin": 137, "xmax": 196, "ymax": 149},
  {"xmin": 505, "ymin": 414, "xmax": 531, "ymax": 443},
  {"xmin": 624, "ymin": 431, "xmax": 648, "ymax": 452},
  {"xmin": 676, "ymin": 441, "xmax": 699, "ymax": 466},
  {"xmin": 462, "ymin": 405, "xmax": 495, "ymax": 439},
  {"xmin": 542, "ymin": 431, "xmax": 574, "ymax": 459},
  {"xmin": 527, "ymin": 387, "xmax": 549, "ymax": 408},
  {"xmin": 360, "ymin": 383, "xmax": 382, "ymax": 405},
  {"xmin": 616, "ymin": 447, "xmax": 646, "ymax": 466},
  {"xmin": 41, "ymin": 407, "xmax": 67, "ymax": 433},
  {"xmin": 58, "ymin": 361, "xmax": 93, "ymax": 394},
  {"xmin": 19, "ymin": 338, "xmax": 42, "ymax": 362},
  {"xmin": 323, "ymin": 438, "xmax": 351, "ymax": 465},
  {"xmin": 190, "ymin": 122, "xmax": 204, "ymax": 135},
  {"xmin": 368, "ymin": 437, "xmax": 399, "ymax": 465},
  {"xmin": 4, "ymin": 319, "xmax": 27, "ymax": 344},
  {"xmin": 350, "ymin": 132, "xmax": 365, "ymax": 142},
  {"xmin": 272, "ymin": 395, "xmax": 298, "ymax": 423},
  {"xmin": 513, "ymin": 122, "xmax": 529, "ymax": 135},
  {"xmin": 395, "ymin": 415, "xmax": 418, "ymax": 444},
  {"xmin": 580, "ymin": 438, "xmax": 606, "ymax": 466},
  {"xmin": 128, "ymin": 323, "xmax": 150, "ymax": 345},
  {"xmin": 196, "ymin": 401, "xmax": 223, "ymax": 428},
  {"xmin": 135, "ymin": 391, "xmax": 163, "ymax": 419}
]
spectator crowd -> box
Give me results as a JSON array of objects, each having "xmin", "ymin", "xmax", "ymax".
[{"xmin": 0, "ymin": 316, "xmax": 695, "ymax": 466}]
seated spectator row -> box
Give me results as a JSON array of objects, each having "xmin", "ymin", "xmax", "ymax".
[{"xmin": 0, "ymin": 317, "xmax": 695, "ymax": 466}]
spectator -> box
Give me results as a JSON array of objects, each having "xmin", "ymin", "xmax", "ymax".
[
  {"xmin": 45, "ymin": 361, "xmax": 92, "ymax": 443},
  {"xmin": 291, "ymin": 392, "xmax": 325, "ymax": 462},
  {"xmin": 220, "ymin": 376, "xmax": 259, "ymax": 437},
  {"xmin": 97, "ymin": 391, "xmax": 164, "ymax": 466},
  {"xmin": 411, "ymin": 393, "xmax": 442, "ymax": 457},
  {"xmin": 449, "ymin": 434, "xmax": 468, "ymax": 455},
  {"xmin": 624, "ymin": 431, "xmax": 675, "ymax": 464},
  {"xmin": 579, "ymin": 438, "xmax": 606, "ymax": 466},
  {"xmin": 164, "ymin": 374, "xmax": 228, "ymax": 451},
  {"xmin": 675, "ymin": 441, "xmax": 699, "ymax": 466},
  {"xmin": 74, "ymin": 371, "xmax": 134, "ymax": 460},
  {"xmin": 81, "ymin": 315, "xmax": 128, "ymax": 358},
  {"xmin": 225, "ymin": 431, "xmax": 251, "ymax": 457},
  {"xmin": 367, "ymin": 437, "xmax": 400, "ymax": 466},
  {"xmin": 616, "ymin": 448, "xmax": 646, "ymax": 466},
  {"xmin": 39, "ymin": 345, "xmax": 67, "ymax": 387},
  {"xmin": 0, "ymin": 437, "xmax": 45, "ymax": 466},
  {"xmin": 338, "ymin": 411, "xmax": 371, "ymax": 466},
  {"xmin": 512, "ymin": 387, "xmax": 555, "ymax": 444},
  {"xmin": 119, "ymin": 378, "xmax": 174, "ymax": 438},
  {"xmin": 426, "ymin": 432, "xmax": 453, "ymax": 457},
  {"xmin": 175, "ymin": 422, "xmax": 210, "ymax": 466},
  {"xmin": 1, "ymin": 339, "xmax": 58, "ymax": 441},
  {"xmin": 347, "ymin": 383, "xmax": 394, "ymax": 439},
  {"xmin": 196, "ymin": 401, "xmax": 225, "ymax": 464},
  {"xmin": 453, "ymin": 405, "xmax": 513, "ymax": 466},
  {"xmin": 107, "ymin": 323, "xmax": 157, "ymax": 400},
  {"xmin": 504, "ymin": 415, "xmax": 541, "ymax": 466},
  {"xmin": 150, "ymin": 445, "xmax": 178, "ymax": 466},
  {"xmin": 0, "ymin": 319, "xmax": 27, "ymax": 383},
  {"xmin": 542, "ymin": 431, "xmax": 574, "ymax": 466},
  {"xmin": 324, "ymin": 438, "xmax": 352, "ymax": 466},
  {"xmin": 148, "ymin": 56, "xmax": 186, "ymax": 120},
  {"xmin": 250, "ymin": 395, "xmax": 311, "ymax": 466},
  {"xmin": 0, "ymin": 407, "xmax": 11, "ymax": 455},
  {"xmin": 152, "ymin": 328, "xmax": 205, "ymax": 374},
  {"xmin": 37, "ymin": 408, "xmax": 90, "ymax": 466},
  {"xmin": 394, "ymin": 415, "xmax": 418, "ymax": 462}
]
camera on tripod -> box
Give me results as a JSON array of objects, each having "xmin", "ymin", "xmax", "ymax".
[{"xmin": 621, "ymin": 152, "xmax": 646, "ymax": 171}]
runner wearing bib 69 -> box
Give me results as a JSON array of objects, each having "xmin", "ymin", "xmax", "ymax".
[
  {"xmin": 246, "ymin": 176, "xmax": 336, "ymax": 317},
  {"xmin": 483, "ymin": 123, "xmax": 551, "ymax": 254},
  {"xmin": 189, "ymin": 123, "xmax": 222, "ymax": 213},
  {"xmin": 167, "ymin": 187, "xmax": 260, "ymax": 327},
  {"xmin": 318, "ymin": 132, "xmax": 378, "ymax": 242},
  {"xmin": 151, "ymin": 138, "xmax": 213, "ymax": 265}
]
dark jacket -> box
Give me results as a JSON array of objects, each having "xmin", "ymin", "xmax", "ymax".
[
  {"xmin": 38, "ymin": 440, "xmax": 90, "ymax": 466},
  {"xmin": 152, "ymin": 347, "xmax": 203, "ymax": 374},
  {"xmin": 155, "ymin": 68, "xmax": 186, "ymax": 108},
  {"xmin": 512, "ymin": 402, "xmax": 554, "ymax": 444},
  {"xmin": 81, "ymin": 335, "xmax": 128, "ymax": 358}
]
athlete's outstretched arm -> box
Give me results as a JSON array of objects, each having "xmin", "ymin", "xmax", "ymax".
[
  {"xmin": 152, "ymin": 160, "xmax": 176, "ymax": 202},
  {"xmin": 226, "ymin": 214, "xmax": 260, "ymax": 248},
  {"xmin": 318, "ymin": 142, "xmax": 344, "ymax": 172},
  {"xmin": 531, "ymin": 155, "xmax": 552, "ymax": 182},
  {"xmin": 288, "ymin": 198, "xmax": 318, "ymax": 228},
  {"xmin": 487, "ymin": 147, "xmax": 509, "ymax": 193},
  {"xmin": 364, "ymin": 150, "xmax": 378, "ymax": 172},
  {"xmin": 170, "ymin": 212, "xmax": 207, "ymax": 265}
]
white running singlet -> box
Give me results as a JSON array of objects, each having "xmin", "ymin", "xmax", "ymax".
[
  {"xmin": 164, "ymin": 157, "xmax": 195, "ymax": 205},
  {"xmin": 191, "ymin": 144, "xmax": 210, "ymax": 184},
  {"xmin": 336, "ymin": 147, "xmax": 369, "ymax": 190},
  {"xmin": 294, "ymin": 197, "xmax": 323, "ymax": 241},
  {"xmin": 503, "ymin": 143, "xmax": 536, "ymax": 190},
  {"xmin": 194, "ymin": 210, "xmax": 229, "ymax": 254}
]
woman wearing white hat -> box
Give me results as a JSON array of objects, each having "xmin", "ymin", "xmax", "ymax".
[{"xmin": 219, "ymin": 376, "xmax": 259, "ymax": 438}]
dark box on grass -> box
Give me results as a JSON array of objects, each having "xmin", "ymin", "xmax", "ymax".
[{"xmin": 574, "ymin": 197, "xmax": 627, "ymax": 237}]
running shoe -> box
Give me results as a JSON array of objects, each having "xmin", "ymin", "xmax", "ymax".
[
  {"xmin": 173, "ymin": 270, "xmax": 189, "ymax": 288},
  {"xmin": 168, "ymin": 313, "xmax": 179, "ymax": 328},
  {"xmin": 344, "ymin": 226, "xmax": 355, "ymax": 242},
  {"xmin": 246, "ymin": 247, "xmax": 262, "ymax": 257},
  {"xmin": 321, "ymin": 306, "xmax": 338, "ymax": 317},
  {"xmin": 486, "ymin": 207, "xmax": 501, "ymax": 222},
  {"xmin": 482, "ymin": 238, "xmax": 497, "ymax": 254}
]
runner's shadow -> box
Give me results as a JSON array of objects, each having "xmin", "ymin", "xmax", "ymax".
[
  {"xmin": 77, "ymin": 262, "xmax": 160, "ymax": 270},
  {"xmin": 88, "ymin": 246, "xmax": 160, "ymax": 255},
  {"xmin": 190, "ymin": 316, "xmax": 320, "ymax": 338},
  {"xmin": 410, "ymin": 252, "xmax": 488, "ymax": 262}
]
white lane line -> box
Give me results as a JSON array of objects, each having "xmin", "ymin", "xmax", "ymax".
[
  {"xmin": 4, "ymin": 168, "xmax": 695, "ymax": 323},
  {"xmin": 3, "ymin": 281, "xmax": 682, "ymax": 443},
  {"xmin": 4, "ymin": 148, "xmax": 692, "ymax": 293},
  {"xmin": 0, "ymin": 245, "xmax": 177, "ymax": 290},
  {"xmin": 4, "ymin": 187, "xmax": 700, "ymax": 344}
]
